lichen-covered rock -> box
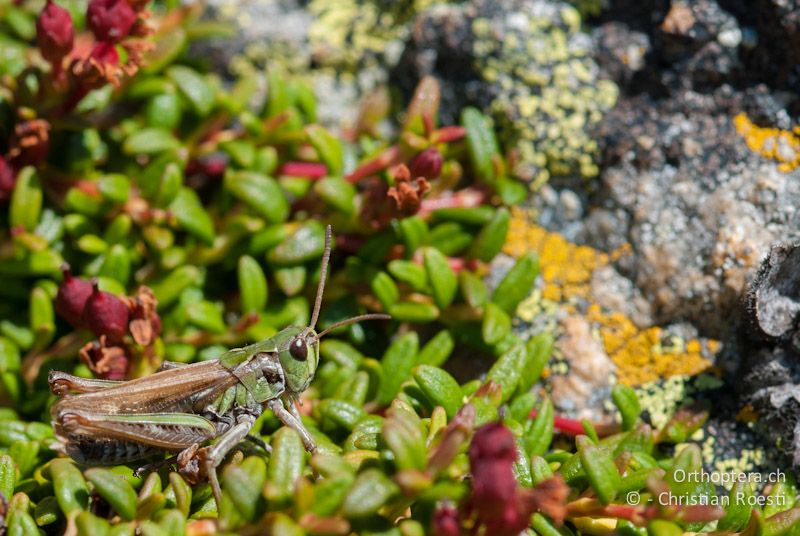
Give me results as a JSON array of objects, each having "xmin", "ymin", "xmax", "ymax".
[
  {"xmin": 737, "ymin": 245, "xmax": 800, "ymax": 466},
  {"xmin": 579, "ymin": 87, "xmax": 800, "ymax": 338},
  {"xmin": 398, "ymin": 0, "xmax": 619, "ymax": 183}
]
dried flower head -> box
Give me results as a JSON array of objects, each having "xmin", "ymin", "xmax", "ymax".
[
  {"xmin": 8, "ymin": 119, "xmax": 51, "ymax": 166},
  {"xmin": 79, "ymin": 336, "xmax": 129, "ymax": 380},
  {"xmin": 387, "ymin": 164, "xmax": 430, "ymax": 216}
]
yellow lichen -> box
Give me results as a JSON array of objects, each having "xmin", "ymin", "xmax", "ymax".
[
  {"xmin": 504, "ymin": 207, "xmax": 716, "ymax": 386},
  {"xmin": 734, "ymin": 112, "xmax": 800, "ymax": 172}
]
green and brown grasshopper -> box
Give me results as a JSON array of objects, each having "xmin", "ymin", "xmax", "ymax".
[{"xmin": 48, "ymin": 225, "xmax": 388, "ymax": 505}]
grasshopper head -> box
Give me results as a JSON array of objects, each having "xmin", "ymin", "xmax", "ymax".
[
  {"xmin": 278, "ymin": 225, "xmax": 388, "ymax": 394},
  {"xmin": 276, "ymin": 326, "xmax": 319, "ymax": 394}
]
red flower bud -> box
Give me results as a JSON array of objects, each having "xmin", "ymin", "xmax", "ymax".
[
  {"xmin": 87, "ymin": 0, "xmax": 137, "ymax": 43},
  {"xmin": 468, "ymin": 422, "xmax": 529, "ymax": 536},
  {"xmin": 469, "ymin": 422, "xmax": 517, "ymax": 466},
  {"xmin": 408, "ymin": 148, "xmax": 443, "ymax": 180},
  {"xmin": 0, "ymin": 156, "xmax": 15, "ymax": 203},
  {"xmin": 36, "ymin": 0, "xmax": 74, "ymax": 64},
  {"xmin": 432, "ymin": 503, "xmax": 461, "ymax": 536},
  {"xmin": 55, "ymin": 264, "xmax": 94, "ymax": 328},
  {"xmin": 81, "ymin": 281, "xmax": 130, "ymax": 343}
]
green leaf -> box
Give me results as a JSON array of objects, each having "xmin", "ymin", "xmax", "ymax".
[
  {"xmin": 377, "ymin": 332, "xmax": 419, "ymax": 405},
  {"xmin": 123, "ymin": 128, "xmax": 180, "ymax": 155},
  {"xmin": 145, "ymin": 92, "xmax": 183, "ymax": 130},
  {"xmin": 224, "ymin": 171, "xmax": 289, "ymax": 223},
  {"xmin": 517, "ymin": 333, "xmax": 553, "ymax": 394},
  {"xmin": 371, "ymin": 271, "xmax": 399, "ymax": 311},
  {"xmin": 267, "ymin": 428, "xmax": 306, "ymax": 504},
  {"xmin": 319, "ymin": 399, "xmax": 366, "ymax": 431},
  {"xmin": 647, "ymin": 520, "xmax": 684, "ymax": 536},
  {"xmin": 423, "ymin": 247, "xmax": 457, "ymax": 309},
  {"xmin": 388, "ymin": 260, "xmax": 427, "ymax": 292},
  {"xmin": 167, "ymin": 65, "xmax": 215, "ymax": 115},
  {"xmin": 342, "ymin": 468, "xmax": 399, "ymax": 518},
  {"xmin": 9, "ymin": 167, "xmax": 42, "ymax": 231},
  {"xmin": 413, "ymin": 365, "xmax": 462, "ymax": 417},
  {"xmin": 186, "ymin": 301, "xmax": 226, "ymax": 333},
  {"xmin": 306, "ymin": 125, "xmax": 344, "ymax": 176},
  {"xmin": 222, "ymin": 456, "xmax": 266, "ymax": 522},
  {"xmin": 717, "ymin": 480, "xmax": 754, "ymax": 531},
  {"xmin": 388, "ymin": 301, "xmax": 439, "ymax": 323},
  {"xmin": 267, "ymin": 221, "xmax": 326, "ymax": 266},
  {"xmin": 76, "ymin": 511, "xmax": 111, "ymax": 536},
  {"xmin": 577, "ymin": 435, "xmax": 620, "ymax": 505},
  {"xmin": 50, "ymin": 459, "xmax": 89, "ymax": 515},
  {"xmin": 462, "ymin": 107, "xmax": 500, "ymax": 183},
  {"xmin": 524, "ymin": 397, "xmax": 554, "ymax": 457},
  {"xmin": 143, "ymin": 28, "xmax": 187, "ymax": 73},
  {"xmin": 97, "ymin": 174, "xmax": 130, "ymax": 203},
  {"xmin": 99, "ymin": 244, "xmax": 131, "ymax": 286},
  {"xmin": 486, "ymin": 344, "xmax": 526, "ymax": 403},
  {"xmin": 612, "ymin": 384, "xmax": 641, "ymax": 432},
  {"xmin": 273, "ymin": 266, "xmax": 308, "ymax": 296},
  {"xmin": 314, "ymin": 177, "xmax": 356, "ymax": 214},
  {"xmin": 530, "ymin": 456, "xmax": 554, "ymax": 486},
  {"xmin": 398, "ymin": 216, "xmax": 428, "ymax": 256},
  {"xmin": 167, "ymin": 473, "xmax": 191, "ymax": 518},
  {"xmin": 238, "ymin": 255, "xmax": 268, "ymax": 313},
  {"xmin": 220, "ymin": 139, "xmax": 255, "ymax": 168},
  {"xmin": 29, "ymin": 286, "xmax": 54, "ymax": 351},
  {"xmin": 85, "ymin": 468, "xmax": 138, "ymax": 521},
  {"xmin": 459, "ymin": 271, "xmax": 488, "ymax": 309},
  {"xmin": 416, "ymin": 329, "xmax": 454, "ymax": 367},
  {"xmin": 469, "ymin": 207, "xmax": 510, "ymax": 262},
  {"xmin": 168, "ymin": 188, "xmax": 215, "ymax": 245},
  {"xmin": 482, "ymin": 302, "xmax": 511, "ymax": 346},
  {"xmin": 0, "ymin": 454, "xmax": 15, "ymax": 501},
  {"xmin": 320, "ymin": 340, "xmax": 364, "ymax": 369},
  {"xmin": 150, "ymin": 265, "xmax": 201, "ymax": 307},
  {"xmin": 492, "ymin": 251, "xmax": 539, "ymax": 314}
]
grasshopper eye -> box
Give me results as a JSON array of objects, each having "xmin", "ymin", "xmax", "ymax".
[{"xmin": 289, "ymin": 338, "xmax": 307, "ymax": 361}]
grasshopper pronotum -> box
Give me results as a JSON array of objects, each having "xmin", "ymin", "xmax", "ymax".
[{"xmin": 48, "ymin": 225, "xmax": 389, "ymax": 505}]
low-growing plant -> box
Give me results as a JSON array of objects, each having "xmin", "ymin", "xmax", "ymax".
[{"xmin": 0, "ymin": 1, "xmax": 797, "ymax": 535}]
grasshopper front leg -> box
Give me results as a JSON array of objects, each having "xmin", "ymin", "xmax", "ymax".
[
  {"xmin": 179, "ymin": 413, "xmax": 258, "ymax": 506},
  {"xmin": 267, "ymin": 398, "xmax": 317, "ymax": 453}
]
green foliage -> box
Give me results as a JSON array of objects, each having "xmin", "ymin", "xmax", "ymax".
[{"xmin": 0, "ymin": 1, "xmax": 796, "ymax": 535}]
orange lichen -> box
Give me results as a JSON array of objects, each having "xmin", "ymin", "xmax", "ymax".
[
  {"xmin": 503, "ymin": 207, "xmax": 717, "ymax": 386},
  {"xmin": 734, "ymin": 112, "xmax": 800, "ymax": 172},
  {"xmin": 586, "ymin": 304, "xmax": 713, "ymax": 386},
  {"xmin": 504, "ymin": 209, "xmax": 609, "ymax": 302}
]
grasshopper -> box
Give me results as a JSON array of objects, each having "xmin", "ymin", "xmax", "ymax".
[{"xmin": 49, "ymin": 225, "xmax": 388, "ymax": 505}]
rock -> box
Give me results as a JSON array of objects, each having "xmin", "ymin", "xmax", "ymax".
[
  {"xmin": 737, "ymin": 246, "xmax": 800, "ymax": 466},
  {"xmin": 550, "ymin": 315, "xmax": 615, "ymax": 421},
  {"xmin": 581, "ymin": 86, "xmax": 800, "ymax": 338}
]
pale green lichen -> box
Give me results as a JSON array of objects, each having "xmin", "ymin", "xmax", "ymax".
[{"xmin": 473, "ymin": 3, "xmax": 618, "ymax": 181}]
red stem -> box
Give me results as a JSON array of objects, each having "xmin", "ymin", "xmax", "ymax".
[{"xmin": 279, "ymin": 161, "xmax": 327, "ymax": 179}]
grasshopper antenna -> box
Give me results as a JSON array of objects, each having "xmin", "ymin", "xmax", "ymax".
[
  {"xmin": 310, "ymin": 225, "xmax": 332, "ymax": 330},
  {"xmin": 318, "ymin": 314, "xmax": 391, "ymax": 338}
]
